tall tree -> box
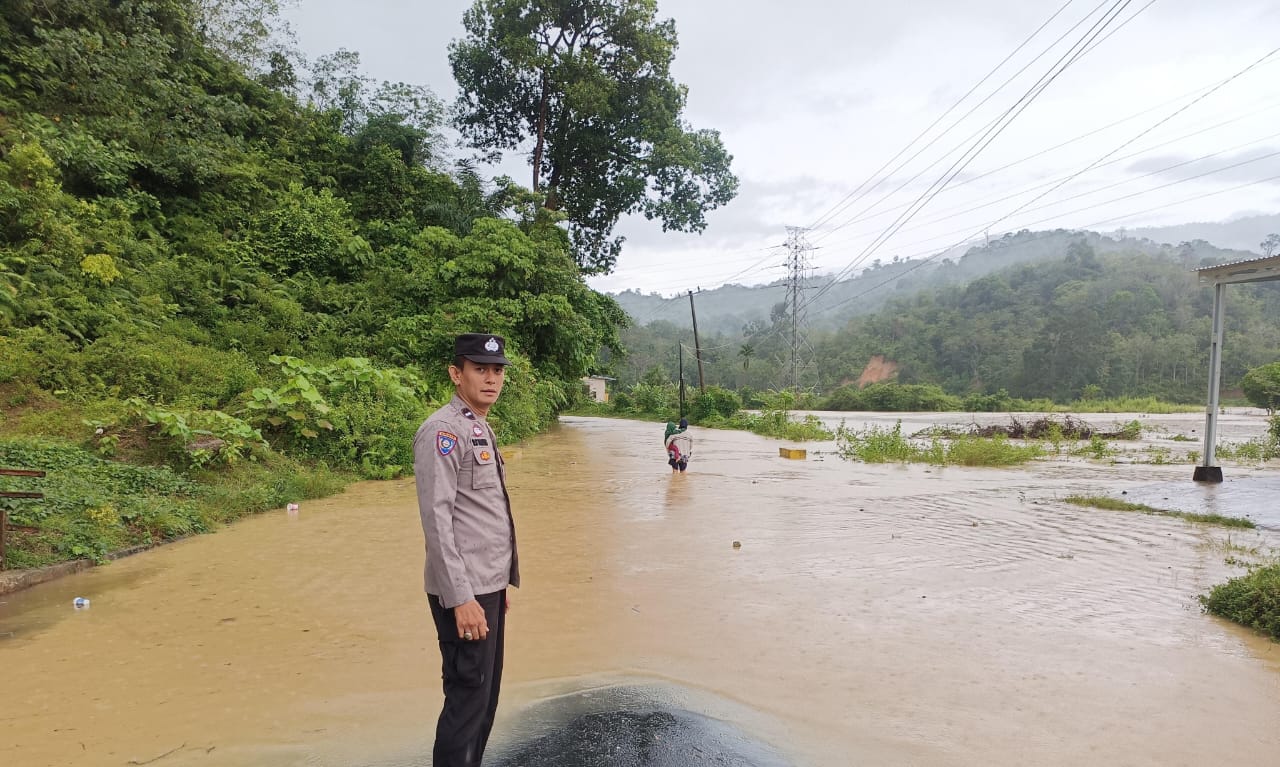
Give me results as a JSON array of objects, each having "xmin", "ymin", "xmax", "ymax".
[
  {"xmin": 1261, "ymin": 233, "xmax": 1280, "ymax": 257},
  {"xmin": 1241, "ymin": 362, "xmax": 1280, "ymax": 414},
  {"xmin": 449, "ymin": 0, "xmax": 738, "ymax": 274},
  {"xmin": 190, "ymin": 0, "xmax": 300, "ymax": 85}
]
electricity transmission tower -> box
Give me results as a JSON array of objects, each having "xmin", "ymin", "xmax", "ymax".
[{"xmin": 784, "ymin": 226, "xmax": 813, "ymax": 390}]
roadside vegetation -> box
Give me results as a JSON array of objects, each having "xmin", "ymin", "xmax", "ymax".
[
  {"xmin": 0, "ymin": 439, "xmax": 346, "ymax": 569},
  {"xmin": 570, "ymin": 383, "xmax": 833, "ymax": 441}
]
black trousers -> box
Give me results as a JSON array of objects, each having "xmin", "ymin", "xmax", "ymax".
[{"xmin": 428, "ymin": 590, "xmax": 506, "ymax": 767}]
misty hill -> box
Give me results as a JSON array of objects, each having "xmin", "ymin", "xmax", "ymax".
[
  {"xmin": 1116, "ymin": 212, "xmax": 1280, "ymax": 254},
  {"xmin": 613, "ymin": 238, "xmax": 1280, "ymax": 403},
  {"xmin": 613, "ymin": 226, "xmax": 1264, "ymax": 335}
]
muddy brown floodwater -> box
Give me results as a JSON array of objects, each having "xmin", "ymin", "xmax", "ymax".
[{"xmin": 2, "ymin": 413, "xmax": 1278, "ymax": 767}]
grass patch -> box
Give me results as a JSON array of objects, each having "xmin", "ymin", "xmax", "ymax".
[
  {"xmin": 1063, "ymin": 495, "xmax": 1255, "ymax": 529},
  {"xmin": 1200, "ymin": 564, "xmax": 1280, "ymax": 641},
  {"xmin": 836, "ymin": 421, "xmax": 1045, "ymax": 466},
  {"xmin": 1055, "ymin": 397, "xmax": 1201, "ymax": 414}
]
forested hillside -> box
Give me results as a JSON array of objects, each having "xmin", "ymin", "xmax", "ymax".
[
  {"xmin": 0, "ymin": 0, "xmax": 641, "ymax": 566},
  {"xmin": 611, "ymin": 228, "xmax": 1262, "ymax": 335},
  {"xmin": 0, "ymin": 0, "xmax": 625, "ymax": 448},
  {"xmin": 616, "ymin": 238, "xmax": 1280, "ymax": 403}
]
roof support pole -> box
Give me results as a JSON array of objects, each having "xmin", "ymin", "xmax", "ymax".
[{"xmin": 1193, "ymin": 280, "xmax": 1226, "ymax": 483}]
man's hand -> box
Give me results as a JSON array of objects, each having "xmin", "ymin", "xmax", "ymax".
[{"xmin": 454, "ymin": 599, "xmax": 488, "ymax": 641}]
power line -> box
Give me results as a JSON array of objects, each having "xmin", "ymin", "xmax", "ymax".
[
  {"xmin": 958, "ymin": 43, "xmax": 1280, "ymax": 252},
  {"xmin": 1075, "ymin": 0, "xmax": 1158, "ymax": 59},
  {"xmin": 802, "ymin": 0, "xmax": 1139, "ymax": 312},
  {"xmin": 798, "ymin": 39, "xmax": 1280, "ymax": 320},
  {"xmin": 804, "ymin": 0, "xmax": 1082, "ymax": 232},
  {"xmin": 847, "ymin": 143, "xmax": 1280, "ymax": 259},
  {"xmin": 1000, "ymin": 152, "xmax": 1280, "ymax": 230},
  {"xmin": 807, "ymin": 0, "xmax": 1136, "ymax": 246}
]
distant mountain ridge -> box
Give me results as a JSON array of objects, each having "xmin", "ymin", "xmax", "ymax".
[
  {"xmin": 612, "ymin": 217, "xmax": 1274, "ymax": 335},
  {"xmin": 1115, "ymin": 212, "xmax": 1280, "ymax": 254}
]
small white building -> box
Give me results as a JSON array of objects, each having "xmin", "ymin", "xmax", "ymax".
[{"xmin": 582, "ymin": 375, "xmax": 614, "ymax": 403}]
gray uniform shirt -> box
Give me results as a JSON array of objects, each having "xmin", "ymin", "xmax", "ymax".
[{"xmin": 413, "ymin": 394, "xmax": 519, "ymax": 608}]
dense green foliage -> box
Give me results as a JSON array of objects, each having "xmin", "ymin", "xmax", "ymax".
[
  {"xmin": 0, "ymin": 0, "xmax": 629, "ymax": 567},
  {"xmin": 0, "ymin": 0, "xmax": 624, "ymax": 436},
  {"xmin": 1200, "ymin": 565, "xmax": 1280, "ymax": 641},
  {"xmin": 450, "ymin": 0, "xmax": 738, "ymax": 272}
]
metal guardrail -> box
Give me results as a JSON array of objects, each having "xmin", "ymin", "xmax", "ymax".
[{"xmin": 1, "ymin": 468, "xmax": 45, "ymax": 570}]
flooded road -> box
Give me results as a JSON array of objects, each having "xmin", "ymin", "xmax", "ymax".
[{"xmin": 2, "ymin": 414, "xmax": 1278, "ymax": 766}]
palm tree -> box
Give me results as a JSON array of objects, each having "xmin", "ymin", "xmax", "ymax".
[{"xmin": 738, "ymin": 343, "xmax": 755, "ymax": 371}]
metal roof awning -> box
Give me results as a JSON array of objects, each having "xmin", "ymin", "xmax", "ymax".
[{"xmin": 1193, "ymin": 253, "xmax": 1280, "ymax": 285}]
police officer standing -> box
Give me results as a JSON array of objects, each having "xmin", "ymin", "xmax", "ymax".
[{"xmin": 414, "ymin": 333, "xmax": 519, "ymax": 767}]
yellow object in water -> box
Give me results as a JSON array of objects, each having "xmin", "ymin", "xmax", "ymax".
[{"xmin": 778, "ymin": 447, "xmax": 807, "ymax": 460}]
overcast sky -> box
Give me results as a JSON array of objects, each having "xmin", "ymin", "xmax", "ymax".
[{"xmin": 284, "ymin": 0, "xmax": 1280, "ymax": 296}]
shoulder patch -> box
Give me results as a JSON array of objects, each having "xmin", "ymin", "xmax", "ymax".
[{"xmin": 436, "ymin": 431, "xmax": 459, "ymax": 456}]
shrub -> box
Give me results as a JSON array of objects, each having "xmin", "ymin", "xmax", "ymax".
[
  {"xmin": 241, "ymin": 355, "xmax": 440, "ymax": 478},
  {"xmin": 1200, "ymin": 564, "xmax": 1280, "ymax": 641},
  {"xmin": 963, "ymin": 389, "xmax": 1014, "ymax": 412},
  {"xmin": 1241, "ymin": 362, "xmax": 1280, "ymax": 413},
  {"xmin": 624, "ymin": 381, "xmax": 679, "ymax": 417},
  {"xmin": 78, "ymin": 331, "xmax": 261, "ymax": 406},
  {"xmin": 945, "ymin": 434, "xmax": 1045, "ymax": 466},
  {"xmin": 821, "ymin": 383, "xmax": 962, "ymax": 412},
  {"xmin": 0, "ymin": 327, "xmax": 89, "ymax": 392},
  {"xmin": 836, "ymin": 420, "xmax": 1044, "ymax": 466},
  {"xmin": 836, "ymin": 420, "xmax": 915, "ymax": 462},
  {"xmin": 690, "ymin": 385, "xmax": 741, "ymax": 422}
]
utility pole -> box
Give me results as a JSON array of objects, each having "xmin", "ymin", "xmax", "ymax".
[
  {"xmin": 688, "ymin": 289, "xmax": 706, "ymax": 393},
  {"xmin": 677, "ymin": 343, "xmax": 686, "ymax": 417},
  {"xmin": 784, "ymin": 227, "xmax": 813, "ymax": 391}
]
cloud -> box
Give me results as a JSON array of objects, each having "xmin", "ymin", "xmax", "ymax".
[{"xmin": 1126, "ymin": 148, "xmax": 1280, "ymax": 185}]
